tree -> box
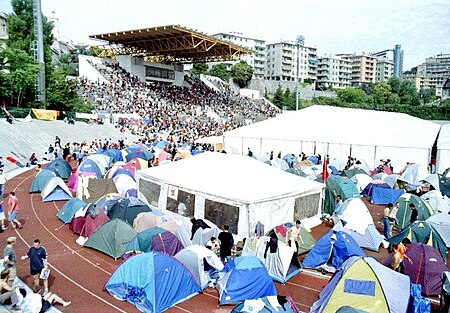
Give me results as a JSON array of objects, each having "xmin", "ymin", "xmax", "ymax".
[
  {"xmin": 191, "ymin": 62, "xmax": 208, "ymax": 75},
  {"xmin": 399, "ymin": 80, "xmax": 419, "ymax": 105},
  {"xmin": 359, "ymin": 82, "xmax": 375, "ymax": 95},
  {"xmin": 46, "ymin": 68, "xmax": 88, "ymax": 111},
  {"xmin": 231, "ymin": 60, "xmax": 253, "ymax": 88},
  {"xmin": 336, "ymin": 88, "xmax": 367, "ymax": 104},
  {"xmin": 373, "ymin": 83, "xmax": 392, "ymax": 105},
  {"xmin": 0, "ymin": 47, "xmax": 39, "ymax": 107},
  {"xmin": 57, "ymin": 54, "xmax": 78, "ymax": 77},
  {"xmin": 418, "ymin": 87, "xmax": 436, "ymax": 104},
  {"xmin": 208, "ymin": 63, "xmax": 229, "ymax": 82},
  {"xmin": 4, "ymin": 0, "xmax": 91, "ymax": 112},
  {"xmin": 388, "ymin": 77, "xmax": 401, "ymax": 95},
  {"xmin": 271, "ymin": 85, "xmax": 284, "ymax": 108}
]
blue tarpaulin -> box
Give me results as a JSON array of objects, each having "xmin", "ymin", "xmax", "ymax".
[{"xmin": 370, "ymin": 187, "xmax": 404, "ymax": 205}]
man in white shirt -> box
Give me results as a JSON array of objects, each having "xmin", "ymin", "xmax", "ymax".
[{"xmin": 0, "ymin": 169, "xmax": 7, "ymax": 200}]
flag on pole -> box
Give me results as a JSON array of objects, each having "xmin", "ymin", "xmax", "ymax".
[{"xmin": 322, "ymin": 158, "xmax": 329, "ymax": 181}]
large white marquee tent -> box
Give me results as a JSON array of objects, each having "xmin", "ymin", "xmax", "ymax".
[
  {"xmin": 137, "ymin": 152, "xmax": 324, "ymax": 237},
  {"xmin": 222, "ymin": 105, "xmax": 441, "ymax": 172},
  {"xmin": 437, "ymin": 123, "xmax": 450, "ymax": 174}
]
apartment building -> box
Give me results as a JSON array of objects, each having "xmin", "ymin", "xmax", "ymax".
[
  {"xmin": 265, "ymin": 39, "xmax": 317, "ymax": 84},
  {"xmin": 337, "ymin": 53, "xmax": 377, "ymax": 86},
  {"xmin": 212, "ymin": 32, "xmax": 266, "ymax": 79},
  {"xmin": 416, "ymin": 54, "xmax": 450, "ymax": 90},
  {"xmin": 376, "ymin": 57, "xmax": 394, "ymax": 82},
  {"xmin": 316, "ymin": 55, "xmax": 351, "ymax": 89}
]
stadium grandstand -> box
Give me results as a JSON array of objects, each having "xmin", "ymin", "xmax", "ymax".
[{"xmin": 77, "ymin": 25, "xmax": 280, "ymax": 144}]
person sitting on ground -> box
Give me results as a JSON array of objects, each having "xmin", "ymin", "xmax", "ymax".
[
  {"xmin": 19, "ymin": 284, "xmax": 71, "ymax": 313},
  {"xmin": 29, "ymin": 153, "xmax": 38, "ymax": 166},
  {"xmin": 206, "ymin": 237, "xmax": 220, "ymax": 255},
  {"xmin": 0, "ymin": 269, "xmax": 20, "ymax": 309}
]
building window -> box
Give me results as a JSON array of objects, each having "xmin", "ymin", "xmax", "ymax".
[{"xmin": 166, "ymin": 189, "xmax": 195, "ymax": 218}]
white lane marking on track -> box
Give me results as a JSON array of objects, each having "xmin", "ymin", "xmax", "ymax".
[
  {"xmin": 14, "ymin": 231, "xmax": 128, "ymax": 313},
  {"xmin": 12, "ymin": 170, "xmax": 129, "ymax": 312},
  {"xmin": 31, "ymin": 193, "xmax": 112, "ymax": 275},
  {"xmin": 285, "ymin": 280, "xmax": 322, "ymax": 293}
]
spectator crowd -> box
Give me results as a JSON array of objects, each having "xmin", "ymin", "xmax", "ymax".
[{"xmin": 77, "ymin": 61, "xmax": 280, "ymax": 145}]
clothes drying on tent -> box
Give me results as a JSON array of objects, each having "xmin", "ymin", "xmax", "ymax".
[
  {"xmin": 311, "ymin": 256, "xmax": 410, "ymax": 313},
  {"xmin": 383, "ymin": 243, "xmax": 448, "ymax": 296},
  {"xmin": 241, "ymin": 236, "xmax": 301, "ymax": 283},
  {"xmin": 68, "ymin": 170, "xmax": 97, "ymax": 193},
  {"xmin": 125, "ymin": 226, "xmax": 184, "ymax": 256},
  {"xmin": 216, "ymin": 256, "xmax": 277, "ymax": 305},
  {"xmin": 83, "ymin": 219, "xmax": 137, "ymax": 259},
  {"xmin": 29, "ymin": 169, "xmax": 58, "ymax": 193},
  {"xmin": 41, "ymin": 177, "xmax": 73, "ymax": 202},
  {"xmin": 266, "ymin": 222, "xmax": 316, "ymax": 255},
  {"xmin": 388, "ymin": 221, "xmax": 447, "ymax": 262},
  {"xmin": 174, "ymin": 245, "xmax": 224, "ymax": 289},
  {"xmin": 105, "ymin": 251, "xmax": 201, "ymax": 313},
  {"xmin": 302, "ymin": 230, "xmax": 366, "ymax": 272}
]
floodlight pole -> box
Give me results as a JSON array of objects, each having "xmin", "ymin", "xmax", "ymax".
[{"xmin": 295, "ymin": 35, "xmax": 304, "ymax": 111}]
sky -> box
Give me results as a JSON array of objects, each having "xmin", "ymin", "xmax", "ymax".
[{"xmin": 2, "ymin": 0, "xmax": 449, "ymax": 70}]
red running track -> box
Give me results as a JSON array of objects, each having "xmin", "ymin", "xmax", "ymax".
[{"xmin": 5, "ymin": 169, "xmax": 388, "ymax": 313}]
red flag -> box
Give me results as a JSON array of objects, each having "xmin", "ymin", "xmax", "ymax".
[{"xmin": 322, "ymin": 158, "xmax": 329, "ymax": 181}]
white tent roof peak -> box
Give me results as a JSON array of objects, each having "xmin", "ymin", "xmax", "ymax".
[
  {"xmin": 224, "ymin": 105, "xmax": 441, "ymax": 149},
  {"xmin": 138, "ymin": 152, "xmax": 323, "ymax": 205}
]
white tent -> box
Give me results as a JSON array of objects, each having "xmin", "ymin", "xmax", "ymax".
[
  {"xmin": 241, "ymin": 236, "xmax": 301, "ymax": 283},
  {"xmin": 437, "ymin": 123, "xmax": 450, "ymax": 174},
  {"xmin": 223, "ymin": 105, "xmax": 441, "ymax": 171},
  {"xmin": 174, "ymin": 245, "xmax": 224, "ymax": 289},
  {"xmin": 421, "ymin": 190, "xmax": 450, "ymax": 213},
  {"xmin": 41, "ymin": 177, "xmax": 73, "ymax": 202},
  {"xmin": 137, "ymin": 152, "xmax": 324, "ymax": 237},
  {"xmin": 337, "ymin": 198, "xmax": 374, "ymax": 235}
]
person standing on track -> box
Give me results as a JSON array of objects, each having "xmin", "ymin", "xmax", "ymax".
[
  {"xmin": 3, "ymin": 236, "xmax": 17, "ymax": 281},
  {"xmin": 7, "ymin": 192, "xmax": 22, "ymax": 229},
  {"xmin": 21, "ymin": 239, "xmax": 49, "ymax": 295}
]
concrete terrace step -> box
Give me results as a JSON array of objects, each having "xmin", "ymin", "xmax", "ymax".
[{"xmin": 0, "ymin": 118, "xmax": 140, "ymax": 174}]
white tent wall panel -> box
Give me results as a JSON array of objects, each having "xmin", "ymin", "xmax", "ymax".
[
  {"xmin": 374, "ymin": 146, "xmax": 431, "ymax": 173},
  {"xmin": 437, "ymin": 124, "xmax": 450, "ymax": 174},
  {"xmin": 437, "ymin": 150, "xmax": 450, "ymax": 174},
  {"xmin": 246, "ymin": 198, "xmax": 295, "ymax": 238},
  {"xmin": 223, "ymin": 106, "xmax": 441, "ymax": 172},
  {"xmin": 195, "ymin": 196, "xmax": 206, "ymax": 219}
]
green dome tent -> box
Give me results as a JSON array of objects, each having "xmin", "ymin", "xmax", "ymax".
[
  {"xmin": 395, "ymin": 193, "xmax": 434, "ymax": 230},
  {"xmin": 83, "ymin": 219, "xmax": 137, "ymax": 259},
  {"xmin": 388, "ymin": 221, "xmax": 447, "ymax": 262},
  {"xmin": 324, "ymin": 176, "xmax": 360, "ymax": 215}
]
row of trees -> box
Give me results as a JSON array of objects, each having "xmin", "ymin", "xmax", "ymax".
[
  {"xmin": 269, "ymin": 77, "xmax": 441, "ymax": 112},
  {"xmin": 191, "ymin": 60, "xmax": 254, "ymax": 88},
  {"xmin": 0, "ymin": 0, "xmax": 92, "ymax": 112}
]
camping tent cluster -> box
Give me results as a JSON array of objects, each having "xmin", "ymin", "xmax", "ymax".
[{"xmin": 32, "ymin": 130, "xmax": 450, "ymax": 313}]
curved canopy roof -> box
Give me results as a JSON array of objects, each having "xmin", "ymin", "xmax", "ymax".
[{"xmin": 90, "ymin": 25, "xmax": 253, "ymax": 63}]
